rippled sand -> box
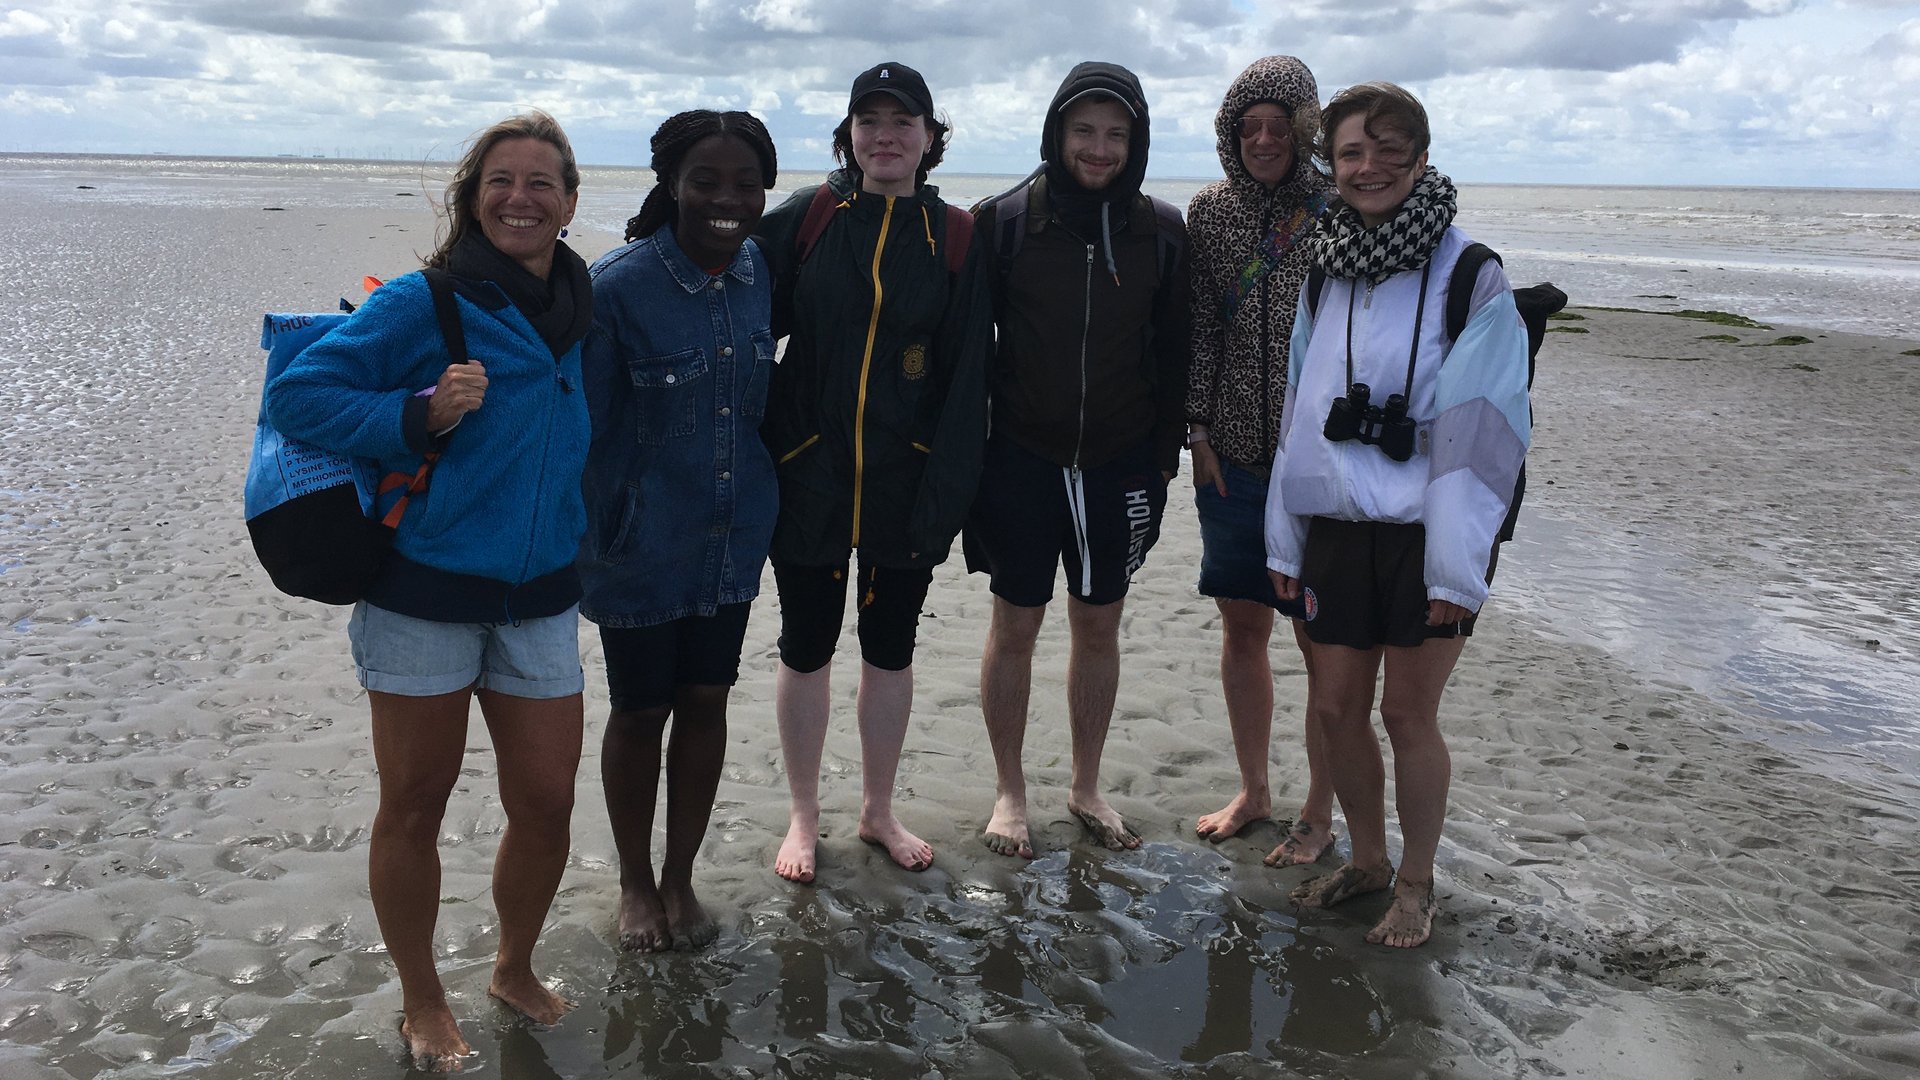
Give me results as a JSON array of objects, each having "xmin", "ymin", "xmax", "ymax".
[{"xmin": 3, "ymin": 163, "xmax": 1919, "ymax": 1079}]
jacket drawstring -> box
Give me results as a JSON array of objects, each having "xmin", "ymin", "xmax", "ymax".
[
  {"xmin": 1099, "ymin": 200, "xmax": 1120, "ymax": 285},
  {"xmin": 919, "ymin": 204, "xmax": 937, "ymax": 257}
]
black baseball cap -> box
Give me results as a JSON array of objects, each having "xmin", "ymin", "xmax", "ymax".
[{"xmin": 848, "ymin": 62, "xmax": 934, "ymax": 117}]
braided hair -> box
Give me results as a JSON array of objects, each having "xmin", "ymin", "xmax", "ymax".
[{"xmin": 624, "ymin": 110, "xmax": 778, "ymax": 242}]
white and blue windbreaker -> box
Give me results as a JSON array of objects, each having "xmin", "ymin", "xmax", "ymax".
[{"xmin": 1263, "ymin": 227, "xmax": 1530, "ymax": 613}]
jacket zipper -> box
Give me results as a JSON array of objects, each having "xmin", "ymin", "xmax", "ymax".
[
  {"xmin": 1073, "ymin": 243, "xmax": 1093, "ymax": 468},
  {"xmin": 1258, "ymin": 200, "xmax": 1275, "ymax": 462},
  {"xmin": 851, "ymin": 196, "xmax": 896, "ymax": 546}
]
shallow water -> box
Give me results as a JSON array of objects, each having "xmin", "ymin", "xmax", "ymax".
[{"xmin": 3, "ymin": 156, "xmax": 1919, "ymax": 1079}]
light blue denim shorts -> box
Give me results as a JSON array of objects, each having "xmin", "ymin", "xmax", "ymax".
[{"xmin": 347, "ymin": 603, "xmax": 585, "ymax": 699}]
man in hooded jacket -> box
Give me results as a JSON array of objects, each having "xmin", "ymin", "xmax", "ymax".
[{"xmin": 964, "ymin": 61, "xmax": 1191, "ymax": 858}]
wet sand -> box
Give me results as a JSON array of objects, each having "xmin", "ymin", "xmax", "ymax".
[{"xmin": 3, "ymin": 169, "xmax": 1919, "ymax": 1078}]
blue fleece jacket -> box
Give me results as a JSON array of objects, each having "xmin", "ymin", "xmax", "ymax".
[{"xmin": 265, "ymin": 270, "xmax": 589, "ymax": 602}]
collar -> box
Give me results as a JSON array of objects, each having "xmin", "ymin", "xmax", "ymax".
[{"xmin": 654, "ymin": 223, "xmax": 757, "ymax": 295}]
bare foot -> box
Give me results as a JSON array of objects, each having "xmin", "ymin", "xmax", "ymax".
[
  {"xmin": 1288, "ymin": 861, "xmax": 1393, "ymax": 909},
  {"xmin": 400, "ymin": 1003, "xmax": 472, "ymax": 1073},
  {"xmin": 1366, "ymin": 875, "xmax": 1438, "ymax": 948},
  {"xmin": 982, "ymin": 794, "xmax": 1034, "ymax": 859},
  {"xmin": 1068, "ymin": 795, "xmax": 1142, "ymax": 851},
  {"xmin": 616, "ymin": 882, "xmax": 670, "ymax": 952},
  {"xmin": 488, "ymin": 968, "xmax": 574, "ymax": 1026},
  {"xmin": 1263, "ymin": 819, "xmax": 1337, "ymax": 867},
  {"xmin": 660, "ymin": 878, "xmax": 718, "ymax": 949},
  {"xmin": 774, "ymin": 818, "xmax": 816, "ymax": 884},
  {"xmin": 858, "ymin": 814, "xmax": 934, "ymax": 871},
  {"xmin": 1196, "ymin": 790, "xmax": 1271, "ymax": 841}
]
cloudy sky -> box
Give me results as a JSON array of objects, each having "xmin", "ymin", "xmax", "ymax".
[{"xmin": 4, "ymin": 0, "xmax": 1917, "ymax": 187}]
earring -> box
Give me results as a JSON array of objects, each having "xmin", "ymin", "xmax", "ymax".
[{"xmin": 559, "ymin": 227, "xmax": 569, "ymax": 238}]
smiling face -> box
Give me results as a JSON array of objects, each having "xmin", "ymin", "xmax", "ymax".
[
  {"xmin": 474, "ymin": 136, "xmax": 577, "ymax": 279},
  {"xmin": 1330, "ymin": 113, "xmax": 1427, "ymax": 228},
  {"xmin": 1058, "ymin": 96, "xmax": 1132, "ymax": 192},
  {"xmin": 671, "ymin": 133, "xmax": 767, "ymax": 270},
  {"xmin": 1238, "ymin": 102, "xmax": 1296, "ymax": 188},
  {"xmin": 850, "ymin": 95, "xmax": 930, "ymax": 197}
]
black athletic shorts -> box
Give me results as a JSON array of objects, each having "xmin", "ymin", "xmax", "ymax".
[
  {"xmin": 1297, "ymin": 518, "xmax": 1497, "ymax": 650},
  {"xmin": 599, "ymin": 602, "xmax": 753, "ymax": 710},
  {"xmin": 774, "ymin": 558, "xmax": 934, "ymax": 673},
  {"xmin": 963, "ymin": 436, "xmax": 1167, "ymax": 607}
]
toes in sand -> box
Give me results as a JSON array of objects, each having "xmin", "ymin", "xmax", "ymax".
[
  {"xmin": 774, "ymin": 821, "xmax": 817, "ymax": 884},
  {"xmin": 1263, "ymin": 819, "xmax": 1338, "ymax": 867},
  {"xmin": 660, "ymin": 880, "xmax": 718, "ymax": 950},
  {"xmin": 401, "ymin": 1007, "xmax": 472, "ymax": 1073},
  {"xmin": 1069, "ymin": 798, "xmax": 1142, "ymax": 851},
  {"xmin": 488, "ymin": 971, "xmax": 574, "ymax": 1027},
  {"xmin": 1365, "ymin": 875, "xmax": 1438, "ymax": 948},
  {"xmin": 859, "ymin": 815, "xmax": 934, "ymax": 872},
  {"xmin": 1195, "ymin": 792, "xmax": 1271, "ymax": 842},
  {"xmin": 1289, "ymin": 861, "xmax": 1393, "ymax": 909},
  {"xmin": 616, "ymin": 883, "xmax": 671, "ymax": 952}
]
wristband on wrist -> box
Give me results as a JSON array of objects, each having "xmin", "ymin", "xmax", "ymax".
[{"xmin": 1185, "ymin": 428, "xmax": 1210, "ymax": 445}]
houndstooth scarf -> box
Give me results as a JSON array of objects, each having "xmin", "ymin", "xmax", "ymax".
[{"xmin": 1308, "ymin": 167, "xmax": 1457, "ymax": 284}]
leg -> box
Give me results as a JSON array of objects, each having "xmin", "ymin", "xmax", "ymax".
[
  {"xmin": 855, "ymin": 662, "xmax": 934, "ymax": 870},
  {"xmin": 1064, "ymin": 596, "xmax": 1140, "ymax": 850},
  {"xmin": 368, "ymin": 689, "xmax": 474, "ymax": 1071},
  {"xmin": 1196, "ymin": 598, "xmax": 1276, "ymax": 840},
  {"xmin": 659, "ymin": 683, "xmax": 730, "ymax": 947},
  {"xmin": 476, "ymin": 689, "xmax": 582, "ymax": 1024},
  {"xmin": 1288, "ymin": 641, "xmax": 1393, "ymax": 908},
  {"xmin": 774, "ymin": 660, "xmax": 830, "ymax": 883},
  {"xmin": 1365, "ymin": 635, "xmax": 1466, "ymax": 947},
  {"xmin": 979, "ymin": 597, "xmax": 1046, "ymax": 858},
  {"xmin": 1267, "ymin": 619, "xmax": 1339, "ymax": 866},
  {"xmin": 601, "ymin": 705, "xmax": 671, "ymax": 951}
]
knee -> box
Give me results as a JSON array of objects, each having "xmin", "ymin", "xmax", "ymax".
[
  {"xmin": 606, "ymin": 706, "xmax": 671, "ymax": 740},
  {"xmin": 1220, "ymin": 613, "xmax": 1272, "ymax": 659},
  {"xmin": 502, "ymin": 780, "xmax": 576, "ymax": 833},
  {"xmin": 1377, "ymin": 703, "xmax": 1440, "ymax": 743},
  {"xmin": 987, "ymin": 604, "xmax": 1045, "ymax": 654},
  {"xmin": 375, "ymin": 777, "xmax": 457, "ymax": 839}
]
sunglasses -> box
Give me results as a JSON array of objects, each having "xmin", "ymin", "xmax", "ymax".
[{"xmin": 1235, "ymin": 115, "xmax": 1293, "ymax": 140}]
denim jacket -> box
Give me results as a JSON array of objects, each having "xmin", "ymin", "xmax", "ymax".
[{"xmin": 578, "ymin": 225, "xmax": 777, "ymax": 627}]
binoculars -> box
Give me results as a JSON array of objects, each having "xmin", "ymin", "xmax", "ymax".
[{"xmin": 1322, "ymin": 382, "xmax": 1417, "ymax": 462}]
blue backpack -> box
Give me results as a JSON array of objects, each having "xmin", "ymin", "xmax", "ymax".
[{"xmin": 244, "ymin": 268, "xmax": 464, "ymax": 604}]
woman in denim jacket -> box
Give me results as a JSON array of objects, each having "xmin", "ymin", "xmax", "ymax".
[{"xmin": 578, "ymin": 111, "xmax": 779, "ymax": 952}]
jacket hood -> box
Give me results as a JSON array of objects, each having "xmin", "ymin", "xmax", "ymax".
[
  {"xmin": 1042, "ymin": 60, "xmax": 1152, "ymax": 201},
  {"xmin": 1214, "ymin": 55, "xmax": 1322, "ymax": 198}
]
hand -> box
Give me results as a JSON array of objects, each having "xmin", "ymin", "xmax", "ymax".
[
  {"xmin": 1268, "ymin": 570, "xmax": 1300, "ymax": 601},
  {"xmin": 1427, "ymin": 599, "xmax": 1473, "ymax": 626},
  {"xmin": 426, "ymin": 360, "xmax": 487, "ymax": 432},
  {"xmin": 1190, "ymin": 440, "xmax": 1227, "ymax": 497}
]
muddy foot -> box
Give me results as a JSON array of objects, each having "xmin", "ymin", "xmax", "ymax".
[
  {"xmin": 1263, "ymin": 819, "xmax": 1338, "ymax": 867},
  {"xmin": 1288, "ymin": 861, "xmax": 1393, "ymax": 909},
  {"xmin": 1196, "ymin": 791, "xmax": 1271, "ymax": 842},
  {"xmin": 982, "ymin": 795, "xmax": 1035, "ymax": 859},
  {"xmin": 1365, "ymin": 875, "xmax": 1438, "ymax": 948},
  {"xmin": 400, "ymin": 1005, "xmax": 472, "ymax": 1073},
  {"xmin": 1068, "ymin": 796, "xmax": 1142, "ymax": 851},
  {"xmin": 616, "ymin": 882, "xmax": 670, "ymax": 952}
]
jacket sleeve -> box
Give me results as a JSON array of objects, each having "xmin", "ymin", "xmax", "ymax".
[
  {"xmin": 1422, "ymin": 262, "xmax": 1531, "ymax": 611},
  {"xmin": 1184, "ymin": 192, "xmax": 1222, "ymax": 431},
  {"xmin": 264, "ymin": 273, "xmax": 442, "ymax": 461},
  {"xmin": 907, "ymin": 210, "xmax": 992, "ymax": 556},
  {"xmin": 1264, "ymin": 289, "xmax": 1314, "ymax": 578},
  {"xmin": 1152, "ymin": 218, "xmax": 1194, "ymax": 477}
]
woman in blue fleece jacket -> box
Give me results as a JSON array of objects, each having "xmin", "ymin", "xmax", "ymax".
[{"xmin": 265, "ymin": 111, "xmax": 591, "ymax": 1069}]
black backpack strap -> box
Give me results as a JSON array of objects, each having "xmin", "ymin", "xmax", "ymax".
[
  {"xmin": 794, "ymin": 183, "xmax": 843, "ymax": 266},
  {"xmin": 423, "ymin": 267, "xmax": 468, "ymax": 366},
  {"xmin": 1304, "ymin": 264, "xmax": 1327, "ymax": 321},
  {"xmin": 1145, "ymin": 195, "xmax": 1187, "ymax": 285},
  {"xmin": 1445, "ymin": 243, "xmax": 1500, "ymax": 343}
]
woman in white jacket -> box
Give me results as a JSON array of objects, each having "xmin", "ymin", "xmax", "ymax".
[{"xmin": 1265, "ymin": 82, "xmax": 1530, "ymax": 948}]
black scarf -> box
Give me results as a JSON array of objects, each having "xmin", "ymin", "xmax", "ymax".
[
  {"xmin": 1307, "ymin": 166, "xmax": 1457, "ymax": 285},
  {"xmin": 446, "ymin": 230, "xmax": 592, "ymax": 358}
]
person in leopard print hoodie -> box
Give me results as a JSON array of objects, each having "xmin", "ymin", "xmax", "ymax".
[{"xmin": 1185, "ymin": 55, "xmax": 1339, "ymax": 869}]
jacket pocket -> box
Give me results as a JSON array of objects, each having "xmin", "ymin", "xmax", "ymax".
[
  {"xmin": 602, "ymin": 481, "xmax": 643, "ymax": 562},
  {"xmin": 742, "ymin": 330, "xmax": 775, "ymax": 421},
  {"xmin": 629, "ymin": 347, "xmax": 707, "ymax": 446}
]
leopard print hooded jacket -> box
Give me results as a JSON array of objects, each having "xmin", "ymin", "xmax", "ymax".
[{"xmin": 1185, "ymin": 55, "xmax": 1332, "ymax": 471}]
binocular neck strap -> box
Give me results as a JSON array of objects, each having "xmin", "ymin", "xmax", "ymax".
[{"xmin": 1343, "ymin": 260, "xmax": 1435, "ymax": 400}]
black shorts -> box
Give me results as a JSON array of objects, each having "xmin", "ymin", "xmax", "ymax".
[
  {"xmin": 599, "ymin": 602, "xmax": 753, "ymax": 710},
  {"xmin": 774, "ymin": 558, "xmax": 934, "ymax": 673},
  {"xmin": 963, "ymin": 436, "xmax": 1167, "ymax": 607},
  {"xmin": 1297, "ymin": 518, "xmax": 1496, "ymax": 650}
]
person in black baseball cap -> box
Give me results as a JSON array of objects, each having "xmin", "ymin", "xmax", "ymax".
[
  {"xmin": 830, "ymin": 60, "xmax": 948, "ymax": 191},
  {"xmin": 847, "ymin": 61, "xmax": 934, "ymax": 117}
]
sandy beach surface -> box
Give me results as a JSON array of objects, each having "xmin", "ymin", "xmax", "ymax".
[{"xmin": 3, "ymin": 167, "xmax": 1919, "ymax": 1079}]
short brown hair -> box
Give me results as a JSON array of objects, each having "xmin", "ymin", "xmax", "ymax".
[
  {"xmin": 1316, "ymin": 82, "xmax": 1430, "ymax": 170},
  {"xmin": 427, "ymin": 110, "xmax": 580, "ymax": 268}
]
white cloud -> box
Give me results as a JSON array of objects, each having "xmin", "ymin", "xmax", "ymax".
[{"xmin": 0, "ymin": 0, "xmax": 1914, "ymax": 186}]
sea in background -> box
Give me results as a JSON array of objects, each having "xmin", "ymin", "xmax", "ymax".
[{"xmin": 7, "ymin": 153, "xmax": 1915, "ymax": 338}]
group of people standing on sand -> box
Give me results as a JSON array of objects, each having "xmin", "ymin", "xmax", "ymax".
[{"xmin": 264, "ymin": 52, "xmax": 1530, "ymax": 1071}]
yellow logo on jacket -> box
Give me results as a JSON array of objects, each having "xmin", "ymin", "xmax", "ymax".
[{"xmin": 902, "ymin": 344, "xmax": 927, "ymax": 380}]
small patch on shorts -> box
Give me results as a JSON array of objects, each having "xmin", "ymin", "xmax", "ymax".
[{"xmin": 1302, "ymin": 587, "xmax": 1319, "ymax": 621}]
